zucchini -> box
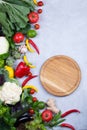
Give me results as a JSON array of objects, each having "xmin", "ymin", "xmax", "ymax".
[{"xmin": 0, "ymin": 37, "xmax": 9, "ymax": 59}]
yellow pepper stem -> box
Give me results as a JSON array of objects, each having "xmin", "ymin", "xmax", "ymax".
[
  {"xmin": 22, "ymin": 85, "xmax": 38, "ymax": 92},
  {"xmin": 23, "ymin": 55, "xmax": 29, "ymax": 65},
  {"xmin": 28, "ymin": 64, "xmax": 36, "ymax": 68},
  {"xmin": 23, "ymin": 55, "xmax": 36, "ymax": 68}
]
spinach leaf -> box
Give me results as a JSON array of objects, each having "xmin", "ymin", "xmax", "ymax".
[
  {"xmin": 0, "ymin": 119, "xmax": 11, "ymax": 130},
  {"xmin": 0, "ymin": 0, "xmax": 35, "ymax": 37}
]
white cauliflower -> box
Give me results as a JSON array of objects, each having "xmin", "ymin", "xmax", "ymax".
[{"xmin": 0, "ymin": 82, "xmax": 22, "ymax": 105}]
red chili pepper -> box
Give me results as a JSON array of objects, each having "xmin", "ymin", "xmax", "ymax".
[
  {"xmin": 60, "ymin": 123, "xmax": 75, "ymax": 130},
  {"xmin": 22, "ymin": 75, "xmax": 38, "ymax": 87},
  {"xmin": 28, "ymin": 39, "xmax": 40, "ymax": 54},
  {"xmin": 61, "ymin": 109, "xmax": 80, "ymax": 118}
]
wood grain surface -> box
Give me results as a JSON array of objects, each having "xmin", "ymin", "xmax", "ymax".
[{"xmin": 40, "ymin": 55, "xmax": 81, "ymax": 96}]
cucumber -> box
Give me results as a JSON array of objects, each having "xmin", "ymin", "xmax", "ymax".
[{"xmin": 0, "ymin": 37, "xmax": 9, "ymax": 59}]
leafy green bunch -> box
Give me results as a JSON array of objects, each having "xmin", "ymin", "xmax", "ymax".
[
  {"xmin": 0, "ymin": 0, "xmax": 35, "ymax": 37},
  {"xmin": 0, "ymin": 86, "xmax": 65, "ymax": 130},
  {"xmin": 0, "ymin": 101, "xmax": 16, "ymax": 130},
  {"xmin": 25, "ymin": 111, "xmax": 65, "ymax": 130}
]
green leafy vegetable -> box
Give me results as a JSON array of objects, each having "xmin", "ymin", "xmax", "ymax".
[
  {"xmin": 0, "ymin": 103, "xmax": 16, "ymax": 130},
  {"xmin": 52, "ymin": 111, "xmax": 62, "ymax": 121},
  {"xmin": 0, "ymin": 68, "xmax": 9, "ymax": 81},
  {"xmin": 0, "ymin": 59, "xmax": 5, "ymax": 68},
  {"xmin": 6, "ymin": 56, "xmax": 15, "ymax": 67},
  {"xmin": 44, "ymin": 111, "xmax": 65, "ymax": 127},
  {"xmin": 11, "ymin": 47, "xmax": 21, "ymax": 59},
  {"xmin": 0, "ymin": 0, "xmax": 35, "ymax": 37},
  {"xmin": 0, "ymin": 119, "xmax": 11, "ymax": 130},
  {"xmin": 25, "ymin": 113, "xmax": 47, "ymax": 130}
]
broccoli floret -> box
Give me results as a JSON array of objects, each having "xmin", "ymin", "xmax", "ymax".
[
  {"xmin": 13, "ymin": 51, "xmax": 21, "ymax": 59},
  {"xmin": 6, "ymin": 56, "xmax": 15, "ymax": 67},
  {"xmin": 11, "ymin": 48, "xmax": 21, "ymax": 59}
]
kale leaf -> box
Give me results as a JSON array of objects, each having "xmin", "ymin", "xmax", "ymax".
[{"xmin": 0, "ymin": 0, "xmax": 35, "ymax": 37}]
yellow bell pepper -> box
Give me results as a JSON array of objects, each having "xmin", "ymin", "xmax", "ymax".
[
  {"xmin": 25, "ymin": 39, "xmax": 35, "ymax": 53},
  {"xmin": 22, "ymin": 85, "xmax": 38, "ymax": 92},
  {"xmin": 23, "ymin": 55, "xmax": 36, "ymax": 68},
  {"xmin": 5, "ymin": 66, "xmax": 14, "ymax": 78}
]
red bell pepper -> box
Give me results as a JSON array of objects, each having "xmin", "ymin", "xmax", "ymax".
[{"xmin": 15, "ymin": 62, "xmax": 30, "ymax": 78}]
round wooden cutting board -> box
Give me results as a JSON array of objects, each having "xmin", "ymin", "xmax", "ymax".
[{"xmin": 40, "ymin": 55, "xmax": 81, "ymax": 96}]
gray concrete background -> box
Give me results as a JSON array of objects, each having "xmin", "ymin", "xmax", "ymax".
[{"xmin": 20, "ymin": 0, "xmax": 87, "ymax": 129}]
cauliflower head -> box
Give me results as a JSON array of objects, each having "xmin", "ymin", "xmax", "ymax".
[{"xmin": 0, "ymin": 82, "xmax": 22, "ymax": 104}]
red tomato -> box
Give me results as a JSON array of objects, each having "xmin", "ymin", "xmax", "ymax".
[
  {"xmin": 29, "ymin": 109, "xmax": 35, "ymax": 114},
  {"xmin": 34, "ymin": 24, "xmax": 40, "ymax": 30},
  {"xmin": 37, "ymin": 1, "xmax": 44, "ymax": 6},
  {"xmin": 32, "ymin": 97, "xmax": 38, "ymax": 102},
  {"xmin": 30, "ymin": 89, "xmax": 35, "ymax": 94},
  {"xmin": 13, "ymin": 32, "xmax": 24, "ymax": 43},
  {"xmin": 41, "ymin": 110, "xmax": 53, "ymax": 122},
  {"xmin": 28, "ymin": 12, "xmax": 39, "ymax": 24}
]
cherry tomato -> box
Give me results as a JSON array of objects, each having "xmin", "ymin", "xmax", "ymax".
[
  {"xmin": 37, "ymin": 1, "xmax": 44, "ymax": 6},
  {"xmin": 28, "ymin": 12, "xmax": 39, "ymax": 24},
  {"xmin": 41, "ymin": 110, "xmax": 53, "ymax": 122},
  {"xmin": 30, "ymin": 89, "xmax": 35, "ymax": 94},
  {"xmin": 29, "ymin": 109, "xmax": 35, "ymax": 114},
  {"xmin": 13, "ymin": 32, "xmax": 24, "ymax": 43},
  {"xmin": 37, "ymin": 9, "xmax": 43, "ymax": 14},
  {"xmin": 34, "ymin": 24, "xmax": 40, "ymax": 30},
  {"xmin": 32, "ymin": 97, "xmax": 38, "ymax": 102},
  {"xmin": 27, "ymin": 30, "xmax": 37, "ymax": 38}
]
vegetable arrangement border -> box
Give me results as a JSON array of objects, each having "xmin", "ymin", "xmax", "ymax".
[{"xmin": 0, "ymin": 0, "xmax": 80, "ymax": 130}]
